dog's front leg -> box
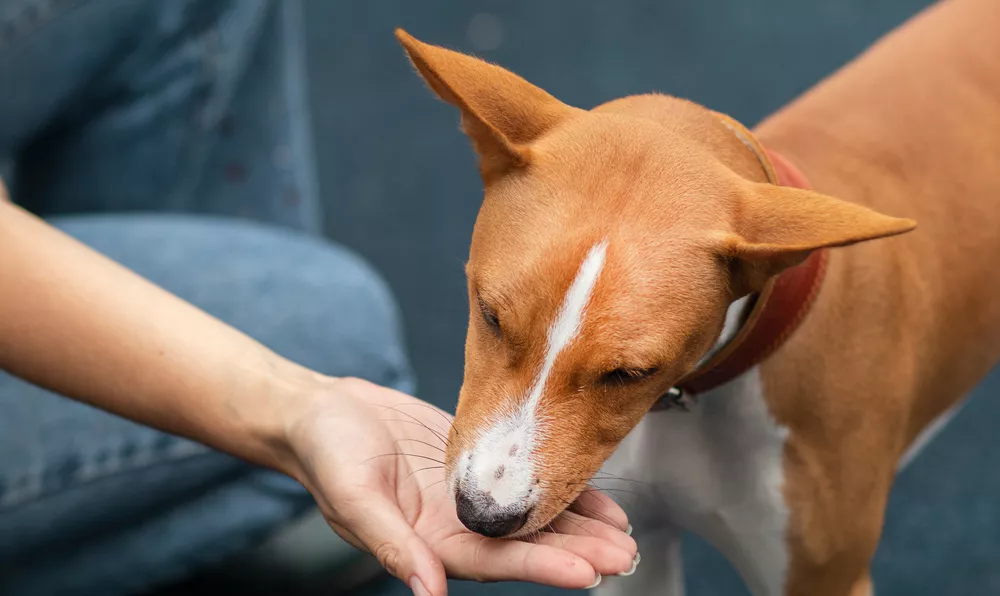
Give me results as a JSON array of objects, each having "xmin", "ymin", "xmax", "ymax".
[{"xmin": 594, "ymin": 522, "xmax": 685, "ymax": 596}]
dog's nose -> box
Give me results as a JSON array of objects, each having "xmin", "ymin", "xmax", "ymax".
[{"xmin": 455, "ymin": 488, "xmax": 529, "ymax": 537}]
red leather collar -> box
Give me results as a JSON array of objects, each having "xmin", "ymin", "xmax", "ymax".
[{"xmin": 653, "ymin": 127, "xmax": 827, "ymax": 408}]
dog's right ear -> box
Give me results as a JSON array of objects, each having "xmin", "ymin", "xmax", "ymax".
[
  {"xmin": 395, "ymin": 29, "xmax": 580, "ymax": 181},
  {"xmin": 717, "ymin": 182, "xmax": 917, "ymax": 297}
]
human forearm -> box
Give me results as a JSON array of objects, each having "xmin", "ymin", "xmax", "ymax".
[
  {"xmin": 0, "ymin": 200, "xmax": 315, "ymax": 473},
  {"xmin": 0, "ymin": 198, "xmax": 639, "ymax": 596}
]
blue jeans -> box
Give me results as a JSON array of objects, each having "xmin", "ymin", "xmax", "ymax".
[{"xmin": 0, "ymin": 1, "xmax": 414, "ymax": 594}]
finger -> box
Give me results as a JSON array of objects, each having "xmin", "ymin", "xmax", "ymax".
[
  {"xmin": 437, "ymin": 534, "xmax": 601, "ymax": 589},
  {"xmin": 341, "ymin": 495, "xmax": 447, "ymax": 596},
  {"xmin": 547, "ymin": 510, "xmax": 637, "ymax": 554},
  {"xmin": 530, "ymin": 531, "xmax": 636, "ymax": 576},
  {"xmin": 568, "ymin": 488, "xmax": 629, "ymax": 531}
]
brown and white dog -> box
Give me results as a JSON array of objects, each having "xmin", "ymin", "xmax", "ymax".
[{"xmin": 396, "ymin": 0, "xmax": 1000, "ymax": 593}]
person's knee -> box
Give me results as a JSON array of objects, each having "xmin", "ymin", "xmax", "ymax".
[
  {"xmin": 53, "ymin": 214, "xmax": 417, "ymax": 393},
  {"xmin": 260, "ymin": 230, "xmax": 416, "ymax": 393}
]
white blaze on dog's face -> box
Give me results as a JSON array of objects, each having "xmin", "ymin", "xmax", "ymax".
[
  {"xmin": 395, "ymin": 30, "xmax": 917, "ymax": 537},
  {"xmin": 454, "ymin": 239, "xmax": 612, "ymax": 533}
]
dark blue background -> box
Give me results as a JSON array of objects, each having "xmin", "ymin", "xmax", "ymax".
[{"xmin": 301, "ymin": 1, "xmax": 1000, "ymax": 594}]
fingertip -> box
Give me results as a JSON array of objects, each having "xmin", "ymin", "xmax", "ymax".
[
  {"xmin": 532, "ymin": 550, "xmax": 598, "ymax": 589},
  {"xmin": 555, "ymin": 513, "xmax": 636, "ymax": 554},
  {"xmin": 586, "ymin": 573, "xmax": 603, "ymax": 589},
  {"xmin": 617, "ymin": 551, "xmax": 641, "ymax": 578},
  {"xmin": 406, "ymin": 536, "xmax": 447, "ymax": 596},
  {"xmin": 410, "ymin": 575, "xmax": 431, "ymax": 596},
  {"xmin": 622, "ymin": 534, "xmax": 638, "ymax": 557},
  {"xmin": 602, "ymin": 525, "xmax": 639, "ymax": 556},
  {"xmin": 599, "ymin": 521, "xmax": 638, "ymax": 554},
  {"xmin": 594, "ymin": 545, "xmax": 638, "ymax": 577},
  {"xmin": 561, "ymin": 554, "xmax": 600, "ymax": 589}
]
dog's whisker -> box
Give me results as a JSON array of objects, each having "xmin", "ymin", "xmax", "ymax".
[
  {"xmin": 544, "ymin": 483, "xmax": 640, "ymax": 522},
  {"xmin": 557, "ymin": 504, "xmax": 620, "ymax": 531},
  {"xmin": 394, "ymin": 438, "xmax": 446, "ymax": 453},
  {"xmin": 388, "ymin": 401, "xmax": 456, "ymax": 434},
  {"xmin": 561, "ymin": 479, "xmax": 649, "ymax": 500},
  {"xmin": 380, "ymin": 403, "xmax": 451, "ymax": 432},
  {"xmin": 377, "ymin": 416, "xmax": 449, "ymax": 445},
  {"xmin": 405, "ymin": 464, "xmax": 446, "ymax": 481},
  {"xmin": 360, "ymin": 452, "xmax": 446, "ymax": 466},
  {"xmin": 577, "ymin": 487, "xmax": 644, "ymax": 511},
  {"xmin": 585, "ymin": 484, "xmax": 646, "ymax": 498},
  {"xmin": 420, "ymin": 478, "xmax": 448, "ymax": 495},
  {"xmin": 559, "ymin": 499, "xmax": 625, "ymax": 527},
  {"xmin": 379, "ymin": 406, "xmax": 452, "ymax": 442},
  {"xmin": 552, "ymin": 511, "xmax": 599, "ymax": 538},
  {"xmin": 589, "ymin": 472, "xmax": 651, "ymax": 486},
  {"xmin": 544, "ymin": 521, "xmax": 570, "ymax": 547}
]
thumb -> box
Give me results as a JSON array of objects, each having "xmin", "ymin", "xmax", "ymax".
[{"xmin": 348, "ymin": 495, "xmax": 447, "ymax": 596}]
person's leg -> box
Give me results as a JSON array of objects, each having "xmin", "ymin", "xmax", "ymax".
[
  {"xmin": 2, "ymin": 0, "xmax": 321, "ymax": 232},
  {"xmin": 0, "ymin": 2, "xmax": 406, "ymax": 593},
  {"xmin": 0, "ymin": 215, "xmax": 414, "ymax": 596}
]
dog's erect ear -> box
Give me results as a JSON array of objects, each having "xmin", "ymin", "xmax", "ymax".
[
  {"xmin": 395, "ymin": 29, "xmax": 579, "ymax": 180},
  {"xmin": 720, "ymin": 183, "xmax": 917, "ymax": 296}
]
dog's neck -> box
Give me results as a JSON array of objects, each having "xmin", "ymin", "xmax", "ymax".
[
  {"xmin": 699, "ymin": 295, "xmax": 753, "ymax": 369},
  {"xmin": 652, "ymin": 118, "xmax": 828, "ymax": 408},
  {"xmin": 692, "ymin": 112, "xmax": 777, "ymax": 369}
]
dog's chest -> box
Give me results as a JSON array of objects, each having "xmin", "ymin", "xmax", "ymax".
[{"xmin": 601, "ymin": 368, "xmax": 790, "ymax": 595}]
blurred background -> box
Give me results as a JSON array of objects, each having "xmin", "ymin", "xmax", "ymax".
[{"xmin": 296, "ymin": 1, "xmax": 999, "ymax": 595}]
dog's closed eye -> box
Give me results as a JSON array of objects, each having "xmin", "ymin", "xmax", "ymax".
[
  {"xmin": 600, "ymin": 367, "xmax": 659, "ymax": 386},
  {"xmin": 478, "ymin": 296, "xmax": 502, "ymax": 335}
]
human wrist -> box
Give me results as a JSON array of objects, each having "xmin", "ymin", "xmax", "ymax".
[{"xmin": 234, "ymin": 347, "xmax": 334, "ymax": 481}]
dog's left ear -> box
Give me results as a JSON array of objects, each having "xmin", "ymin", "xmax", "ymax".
[
  {"xmin": 395, "ymin": 29, "xmax": 580, "ymax": 180},
  {"xmin": 720, "ymin": 182, "xmax": 917, "ymax": 296}
]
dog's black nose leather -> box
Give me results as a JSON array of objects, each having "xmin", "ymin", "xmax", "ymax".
[{"xmin": 455, "ymin": 489, "xmax": 529, "ymax": 537}]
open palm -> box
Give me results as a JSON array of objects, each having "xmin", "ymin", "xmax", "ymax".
[{"xmin": 286, "ymin": 377, "xmax": 637, "ymax": 595}]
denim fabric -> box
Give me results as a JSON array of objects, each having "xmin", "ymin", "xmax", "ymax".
[
  {"xmin": 0, "ymin": 217, "xmax": 415, "ymax": 595},
  {"xmin": 1, "ymin": 0, "xmax": 321, "ymax": 232},
  {"xmin": 0, "ymin": 0, "xmax": 414, "ymax": 594}
]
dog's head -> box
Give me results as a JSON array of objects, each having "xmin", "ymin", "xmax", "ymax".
[{"xmin": 395, "ymin": 30, "xmax": 915, "ymax": 538}]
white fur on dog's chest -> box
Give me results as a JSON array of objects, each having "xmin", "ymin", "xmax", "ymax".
[{"xmin": 602, "ymin": 368, "xmax": 790, "ymax": 596}]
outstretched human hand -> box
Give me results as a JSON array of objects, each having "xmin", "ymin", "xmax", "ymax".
[{"xmin": 284, "ymin": 377, "xmax": 637, "ymax": 596}]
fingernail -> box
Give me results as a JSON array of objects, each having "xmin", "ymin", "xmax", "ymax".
[
  {"xmin": 625, "ymin": 524, "xmax": 633, "ymax": 536},
  {"xmin": 410, "ymin": 576, "xmax": 431, "ymax": 596},
  {"xmin": 618, "ymin": 552, "xmax": 641, "ymax": 577},
  {"xmin": 586, "ymin": 573, "xmax": 602, "ymax": 589}
]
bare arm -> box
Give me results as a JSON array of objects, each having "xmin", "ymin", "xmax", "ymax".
[
  {"xmin": 0, "ymin": 198, "xmax": 307, "ymax": 473},
  {"xmin": 0, "ymin": 193, "xmax": 635, "ymax": 594}
]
